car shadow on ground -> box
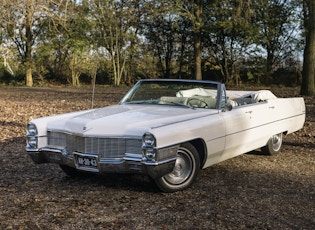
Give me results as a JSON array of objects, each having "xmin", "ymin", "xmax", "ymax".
[
  {"xmin": 245, "ymin": 149, "xmax": 267, "ymax": 156},
  {"xmin": 283, "ymin": 140, "xmax": 315, "ymax": 149},
  {"xmin": 59, "ymin": 172, "xmax": 161, "ymax": 193}
]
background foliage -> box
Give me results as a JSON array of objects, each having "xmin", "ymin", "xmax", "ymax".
[{"xmin": 0, "ymin": 0, "xmax": 313, "ymax": 92}]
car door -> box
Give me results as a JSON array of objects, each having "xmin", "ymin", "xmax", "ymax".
[{"xmin": 220, "ymin": 102, "xmax": 271, "ymax": 161}]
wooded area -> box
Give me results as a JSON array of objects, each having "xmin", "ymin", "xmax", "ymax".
[{"xmin": 0, "ymin": 0, "xmax": 314, "ymax": 95}]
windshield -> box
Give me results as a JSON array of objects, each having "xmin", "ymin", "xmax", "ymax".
[{"xmin": 120, "ymin": 80, "xmax": 219, "ymax": 109}]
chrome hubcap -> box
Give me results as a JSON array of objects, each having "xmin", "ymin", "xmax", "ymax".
[
  {"xmin": 164, "ymin": 149, "xmax": 193, "ymax": 185},
  {"xmin": 271, "ymin": 134, "xmax": 282, "ymax": 151}
]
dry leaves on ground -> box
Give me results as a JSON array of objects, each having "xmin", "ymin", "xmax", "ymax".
[{"xmin": 0, "ymin": 86, "xmax": 314, "ymax": 230}]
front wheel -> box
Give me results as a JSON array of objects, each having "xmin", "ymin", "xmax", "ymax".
[
  {"xmin": 261, "ymin": 133, "xmax": 283, "ymax": 155},
  {"xmin": 154, "ymin": 142, "xmax": 200, "ymax": 192}
]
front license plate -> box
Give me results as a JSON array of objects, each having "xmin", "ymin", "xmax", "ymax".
[{"xmin": 74, "ymin": 153, "xmax": 99, "ymax": 172}]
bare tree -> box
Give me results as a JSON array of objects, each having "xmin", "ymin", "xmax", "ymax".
[
  {"xmin": 0, "ymin": 0, "xmax": 68, "ymax": 86},
  {"xmin": 91, "ymin": 0, "xmax": 136, "ymax": 86},
  {"xmin": 173, "ymin": 0, "xmax": 205, "ymax": 80}
]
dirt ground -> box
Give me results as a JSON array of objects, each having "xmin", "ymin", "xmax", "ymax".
[{"xmin": 0, "ymin": 85, "xmax": 314, "ymax": 230}]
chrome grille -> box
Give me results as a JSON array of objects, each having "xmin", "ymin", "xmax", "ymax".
[{"xmin": 47, "ymin": 131, "xmax": 142, "ymax": 158}]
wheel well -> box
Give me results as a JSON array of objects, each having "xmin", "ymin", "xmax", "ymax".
[{"xmin": 189, "ymin": 139, "xmax": 207, "ymax": 169}]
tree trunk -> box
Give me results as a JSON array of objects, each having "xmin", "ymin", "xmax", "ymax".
[
  {"xmin": 301, "ymin": 0, "xmax": 315, "ymax": 96},
  {"xmin": 69, "ymin": 57, "xmax": 81, "ymax": 86},
  {"xmin": 193, "ymin": 0, "xmax": 203, "ymax": 80},
  {"xmin": 25, "ymin": 0, "xmax": 33, "ymax": 87},
  {"xmin": 25, "ymin": 66, "xmax": 33, "ymax": 86},
  {"xmin": 194, "ymin": 32, "xmax": 202, "ymax": 80},
  {"xmin": 223, "ymin": 48, "xmax": 230, "ymax": 84},
  {"xmin": 266, "ymin": 49, "xmax": 274, "ymax": 85}
]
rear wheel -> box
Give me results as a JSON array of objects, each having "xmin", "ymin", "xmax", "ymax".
[
  {"xmin": 154, "ymin": 142, "xmax": 200, "ymax": 192},
  {"xmin": 261, "ymin": 133, "xmax": 283, "ymax": 155}
]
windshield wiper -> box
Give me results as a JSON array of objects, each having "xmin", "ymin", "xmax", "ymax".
[{"xmin": 124, "ymin": 99, "xmax": 160, "ymax": 104}]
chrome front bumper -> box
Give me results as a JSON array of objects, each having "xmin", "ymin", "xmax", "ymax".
[{"xmin": 26, "ymin": 146, "xmax": 178, "ymax": 179}]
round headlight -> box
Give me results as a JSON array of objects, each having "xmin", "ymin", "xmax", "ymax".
[
  {"xmin": 144, "ymin": 149, "xmax": 156, "ymax": 161},
  {"xmin": 27, "ymin": 136, "xmax": 38, "ymax": 148},
  {"xmin": 143, "ymin": 133, "xmax": 156, "ymax": 147},
  {"xmin": 27, "ymin": 123, "xmax": 38, "ymax": 136}
]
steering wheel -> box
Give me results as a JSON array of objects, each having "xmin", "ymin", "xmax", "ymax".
[{"xmin": 186, "ymin": 97, "xmax": 208, "ymax": 108}]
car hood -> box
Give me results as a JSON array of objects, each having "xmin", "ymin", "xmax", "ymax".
[{"xmin": 47, "ymin": 104, "xmax": 218, "ymax": 137}]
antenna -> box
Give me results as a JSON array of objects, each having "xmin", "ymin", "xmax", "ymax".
[{"xmin": 91, "ymin": 72, "xmax": 96, "ymax": 109}]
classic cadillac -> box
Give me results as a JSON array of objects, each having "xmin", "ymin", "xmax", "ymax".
[{"xmin": 26, "ymin": 79, "xmax": 305, "ymax": 192}]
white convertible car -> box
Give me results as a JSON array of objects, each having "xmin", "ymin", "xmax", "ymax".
[{"xmin": 26, "ymin": 79, "xmax": 305, "ymax": 192}]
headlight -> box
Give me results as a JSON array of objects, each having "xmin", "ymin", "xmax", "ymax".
[
  {"xmin": 143, "ymin": 149, "xmax": 156, "ymax": 161},
  {"xmin": 27, "ymin": 136, "xmax": 38, "ymax": 148},
  {"xmin": 142, "ymin": 133, "xmax": 156, "ymax": 147},
  {"xmin": 27, "ymin": 123, "xmax": 38, "ymax": 149},
  {"xmin": 27, "ymin": 123, "xmax": 38, "ymax": 136},
  {"xmin": 142, "ymin": 132, "xmax": 156, "ymax": 161}
]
